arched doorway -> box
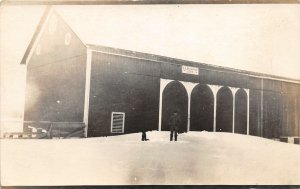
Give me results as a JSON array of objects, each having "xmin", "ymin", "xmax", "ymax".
[
  {"xmin": 235, "ymin": 89, "xmax": 247, "ymax": 134},
  {"xmin": 190, "ymin": 84, "xmax": 214, "ymax": 131},
  {"xmin": 161, "ymin": 81, "xmax": 188, "ymax": 132},
  {"xmin": 216, "ymin": 87, "xmax": 233, "ymax": 132}
]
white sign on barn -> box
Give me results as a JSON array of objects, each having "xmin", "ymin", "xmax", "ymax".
[{"xmin": 182, "ymin": 65, "xmax": 199, "ymax": 75}]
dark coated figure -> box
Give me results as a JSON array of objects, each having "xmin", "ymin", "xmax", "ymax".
[{"xmin": 168, "ymin": 111, "xmax": 181, "ymax": 141}]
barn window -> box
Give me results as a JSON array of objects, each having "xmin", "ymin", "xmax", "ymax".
[
  {"xmin": 64, "ymin": 32, "xmax": 72, "ymax": 46},
  {"xmin": 111, "ymin": 112, "xmax": 125, "ymax": 133}
]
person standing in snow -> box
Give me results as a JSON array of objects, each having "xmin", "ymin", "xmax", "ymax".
[{"xmin": 169, "ymin": 111, "xmax": 181, "ymax": 141}]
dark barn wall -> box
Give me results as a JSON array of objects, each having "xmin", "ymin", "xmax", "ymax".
[
  {"xmin": 88, "ymin": 52, "xmax": 161, "ymax": 136},
  {"xmin": 263, "ymin": 90, "xmax": 282, "ymax": 138},
  {"xmin": 247, "ymin": 78, "xmax": 300, "ymax": 138},
  {"xmin": 297, "ymin": 95, "xmax": 300, "ymax": 136},
  {"xmin": 87, "ymin": 50, "xmax": 264, "ymax": 137},
  {"xmin": 281, "ymin": 82, "xmax": 300, "ymax": 137},
  {"xmin": 263, "ymin": 80, "xmax": 282, "ymax": 138},
  {"xmin": 86, "ymin": 47, "xmax": 300, "ymax": 137},
  {"xmin": 25, "ymin": 56, "xmax": 86, "ymax": 122},
  {"xmin": 24, "ymin": 11, "xmax": 87, "ymax": 130}
]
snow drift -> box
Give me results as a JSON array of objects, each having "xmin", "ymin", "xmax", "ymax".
[{"xmin": 1, "ymin": 131, "xmax": 300, "ymax": 185}]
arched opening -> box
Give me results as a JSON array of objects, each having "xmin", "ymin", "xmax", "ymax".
[
  {"xmin": 190, "ymin": 84, "xmax": 214, "ymax": 131},
  {"xmin": 216, "ymin": 87, "xmax": 233, "ymax": 132},
  {"xmin": 235, "ymin": 89, "xmax": 247, "ymax": 134},
  {"xmin": 161, "ymin": 81, "xmax": 188, "ymax": 132}
]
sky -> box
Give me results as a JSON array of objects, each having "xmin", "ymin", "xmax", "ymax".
[
  {"xmin": 58, "ymin": 4, "xmax": 300, "ymax": 78},
  {"xmin": 1, "ymin": 5, "xmax": 45, "ymax": 120},
  {"xmin": 1, "ymin": 4, "xmax": 300, "ymax": 121}
]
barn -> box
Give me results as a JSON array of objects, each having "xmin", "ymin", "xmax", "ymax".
[{"xmin": 21, "ymin": 7, "xmax": 300, "ymax": 138}]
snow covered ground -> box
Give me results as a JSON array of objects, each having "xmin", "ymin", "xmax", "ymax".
[{"xmin": 1, "ymin": 131, "xmax": 300, "ymax": 185}]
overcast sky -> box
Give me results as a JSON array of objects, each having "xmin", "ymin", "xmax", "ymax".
[
  {"xmin": 1, "ymin": 4, "xmax": 300, "ymax": 119},
  {"xmin": 57, "ymin": 4, "xmax": 300, "ymax": 79}
]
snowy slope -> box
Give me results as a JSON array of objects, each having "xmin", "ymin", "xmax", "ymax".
[{"xmin": 1, "ymin": 131, "xmax": 300, "ymax": 185}]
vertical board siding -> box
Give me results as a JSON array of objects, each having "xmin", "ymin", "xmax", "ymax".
[
  {"xmin": 281, "ymin": 82, "xmax": 300, "ymax": 137},
  {"xmin": 88, "ymin": 52, "xmax": 160, "ymax": 136},
  {"xmin": 24, "ymin": 55, "xmax": 87, "ymax": 123},
  {"xmin": 249, "ymin": 89, "xmax": 261, "ymax": 136},
  {"xmin": 263, "ymin": 91, "xmax": 282, "ymax": 138},
  {"xmin": 264, "ymin": 79, "xmax": 282, "ymax": 92}
]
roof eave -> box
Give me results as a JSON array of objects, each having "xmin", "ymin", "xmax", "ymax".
[{"xmin": 20, "ymin": 6, "xmax": 52, "ymax": 65}]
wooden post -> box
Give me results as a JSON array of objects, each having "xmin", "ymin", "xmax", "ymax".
[
  {"xmin": 246, "ymin": 89, "xmax": 250, "ymax": 135},
  {"xmin": 83, "ymin": 49, "xmax": 92, "ymax": 137},
  {"xmin": 180, "ymin": 81, "xmax": 198, "ymax": 132},
  {"xmin": 229, "ymin": 87, "xmax": 238, "ymax": 133},
  {"xmin": 158, "ymin": 78, "xmax": 173, "ymax": 131},
  {"xmin": 208, "ymin": 85, "xmax": 222, "ymax": 132},
  {"xmin": 261, "ymin": 79, "xmax": 264, "ymax": 137}
]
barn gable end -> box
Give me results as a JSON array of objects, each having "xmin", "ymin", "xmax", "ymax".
[{"xmin": 23, "ymin": 8, "xmax": 88, "ymax": 134}]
